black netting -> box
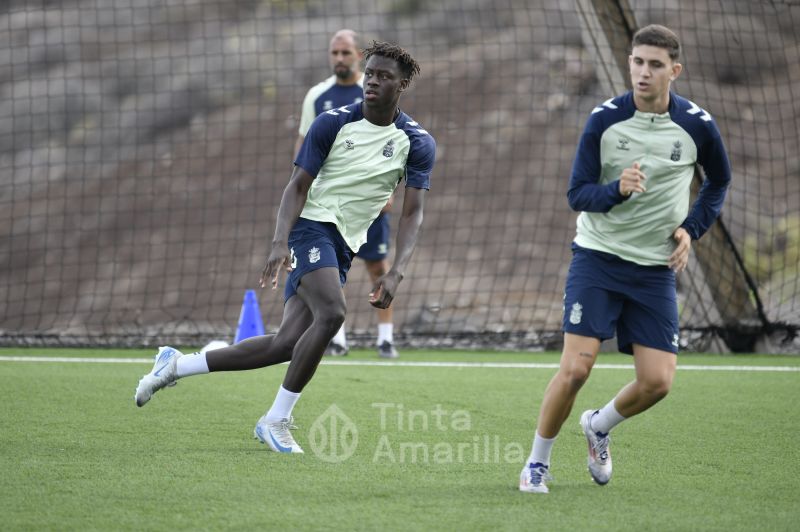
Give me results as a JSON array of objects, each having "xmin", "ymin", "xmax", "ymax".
[{"xmin": 1, "ymin": 0, "xmax": 798, "ymax": 352}]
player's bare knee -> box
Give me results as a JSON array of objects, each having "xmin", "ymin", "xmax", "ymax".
[
  {"xmin": 559, "ymin": 363, "xmax": 591, "ymax": 391},
  {"xmin": 566, "ymin": 372, "xmax": 590, "ymax": 392},
  {"xmin": 317, "ymin": 304, "xmax": 346, "ymax": 335},
  {"xmin": 639, "ymin": 376, "xmax": 672, "ymax": 401},
  {"xmin": 654, "ymin": 379, "xmax": 672, "ymax": 400}
]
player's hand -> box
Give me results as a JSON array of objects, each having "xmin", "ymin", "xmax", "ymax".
[
  {"xmin": 669, "ymin": 227, "xmax": 691, "ymax": 273},
  {"xmin": 260, "ymin": 243, "xmax": 293, "ymax": 289},
  {"xmin": 619, "ymin": 162, "xmax": 647, "ymax": 197},
  {"xmin": 369, "ymin": 270, "xmax": 403, "ymax": 309}
]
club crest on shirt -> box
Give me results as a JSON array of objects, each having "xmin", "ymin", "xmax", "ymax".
[
  {"xmin": 322, "ymin": 100, "xmax": 333, "ymax": 111},
  {"xmin": 344, "ymin": 139, "xmax": 355, "ymax": 150},
  {"xmin": 569, "ymin": 302, "xmax": 583, "ymax": 325},
  {"xmin": 670, "ymin": 141, "xmax": 682, "ymax": 161},
  {"xmin": 308, "ymin": 247, "xmax": 321, "ymax": 264},
  {"xmin": 382, "ymin": 139, "xmax": 395, "ymax": 158},
  {"xmin": 616, "ymin": 137, "xmax": 630, "ymax": 151}
]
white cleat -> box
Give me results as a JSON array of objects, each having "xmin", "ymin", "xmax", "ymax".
[
  {"xmin": 519, "ymin": 462, "xmax": 552, "ymax": 494},
  {"xmin": 253, "ymin": 416, "xmax": 304, "ymax": 453},
  {"xmin": 580, "ymin": 409, "xmax": 612, "ymax": 485},
  {"xmin": 134, "ymin": 346, "xmax": 182, "ymax": 407}
]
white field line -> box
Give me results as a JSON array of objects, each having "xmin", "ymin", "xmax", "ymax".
[{"xmin": 0, "ymin": 356, "xmax": 798, "ymax": 372}]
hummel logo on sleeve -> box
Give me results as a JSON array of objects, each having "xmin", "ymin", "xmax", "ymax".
[
  {"xmin": 591, "ymin": 98, "xmax": 619, "ymax": 114},
  {"xmin": 326, "ymin": 105, "xmax": 352, "ymax": 116},
  {"xmin": 406, "ymin": 120, "xmax": 429, "ymax": 135},
  {"xmin": 686, "ymin": 100, "xmax": 712, "ymax": 122}
]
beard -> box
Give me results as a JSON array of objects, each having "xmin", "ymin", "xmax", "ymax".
[{"xmin": 334, "ymin": 65, "xmax": 352, "ymax": 80}]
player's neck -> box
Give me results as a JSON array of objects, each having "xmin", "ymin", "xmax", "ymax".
[
  {"xmin": 633, "ymin": 92, "xmax": 670, "ymax": 114},
  {"xmin": 363, "ymin": 104, "xmax": 399, "ymax": 127}
]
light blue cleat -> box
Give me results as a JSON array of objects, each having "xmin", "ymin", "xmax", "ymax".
[
  {"xmin": 253, "ymin": 415, "xmax": 304, "ymax": 453},
  {"xmin": 134, "ymin": 346, "xmax": 182, "ymax": 407}
]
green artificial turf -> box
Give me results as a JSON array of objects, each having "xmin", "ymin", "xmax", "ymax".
[{"xmin": 1, "ymin": 348, "xmax": 798, "ymax": 531}]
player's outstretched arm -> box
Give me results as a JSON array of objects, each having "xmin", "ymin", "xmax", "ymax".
[
  {"xmin": 260, "ymin": 166, "xmax": 314, "ymax": 289},
  {"xmin": 370, "ymin": 186, "xmax": 426, "ymax": 309}
]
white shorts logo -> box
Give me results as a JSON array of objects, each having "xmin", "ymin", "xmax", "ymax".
[
  {"xmin": 672, "ymin": 334, "xmax": 680, "ymax": 347},
  {"xmin": 308, "ymin": 246, "xmax": 321, "ymax": 264},
  {"xmin": 569, "ymin": 302, "xmax": 583, "ymax": 325},
  {"xmin": 290, "ymin": 247, "xmax": 297, "ymax": 269}
]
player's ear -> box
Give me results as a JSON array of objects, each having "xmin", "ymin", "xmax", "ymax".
[
  {"xmin": 398, "ymin": 78, "xmax": 410, "ymax": 92},
  {"xmin": 670, "ymin": 62, "xmax": 682, "ymax": 81}
]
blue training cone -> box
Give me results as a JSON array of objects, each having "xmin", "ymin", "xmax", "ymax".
[{"xmin": 234, "ymin": 289, "xmax": 265, "ymax": 343}]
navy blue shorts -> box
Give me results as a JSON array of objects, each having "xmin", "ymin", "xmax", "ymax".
[
  {"xmin": 356, "ymin": 212, "xmax": 390, "ymax": 261},
  {"xmin": 563, "ymin": 243, "xmax": 680, "ymax": 354},
  {"xmin": 284, "ymin": 218, "xmax": 354, "ymax": 302}
]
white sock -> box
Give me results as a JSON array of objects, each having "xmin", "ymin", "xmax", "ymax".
[
  {"xmin": 332, "ymin": 323, "xmax": 347, "ymax": 347},
  {"xmin": 591, "ymin": 399, "xmax": 626, "ymax": 435},
  {"xmin": 528, "ymin": 432, "xmax": 556, "ymax": 467},
  {"xmin": 175, "ymin": 352, "xmax": 209, "ymax": 378},
  {"xmin": 265, "ymin": 385, "xmax": 302, "ymax": 422},
  {"xmin": 377, "ymin": 323, "xmax": 393, "ymax": 345}
]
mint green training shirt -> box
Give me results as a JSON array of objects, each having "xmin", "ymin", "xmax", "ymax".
[
  {"xmin": 568, "ymin": 91, "xmax": 731, "ymax": 266},
  {"xmin": 294, "ymin": 103, "xmax": 436, "ymax": 252}
]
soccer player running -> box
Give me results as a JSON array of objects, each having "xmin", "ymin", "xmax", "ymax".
[
  {"xmin": 134, "ymin": 41, "xmax": 435, "ymax": 454},
  {"xmin": 519, "ymin": 25, "xmax": 731, "ymax": 493},
  {"xmin": 295, "ymin": 29, "xmax": 401, "ymax": 359}
]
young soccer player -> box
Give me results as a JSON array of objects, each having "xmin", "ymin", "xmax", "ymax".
[
  {"xmin": 293, "ymin": 29, "xmax": 401, "ymax": 359},
  {"xmin": 519, "ymin": 24, "xmax": 731, "ymax": 493},
  {"xmin": 134, "ymin": 41, "xmax": 435, "ymax": 454}
]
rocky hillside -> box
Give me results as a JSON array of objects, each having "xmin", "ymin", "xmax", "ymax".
[{"xmin": 1, "ymin": 0, "xmax": 797, "ymax": 351}]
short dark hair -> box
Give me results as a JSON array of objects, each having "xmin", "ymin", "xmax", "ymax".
[
  {"xmin": 363, "ymin": 41, "xmax": 421, "ymax": 81},
  {"xmin": 632, "ymin": 24, "xmax": 681, "ymax": 61}
]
